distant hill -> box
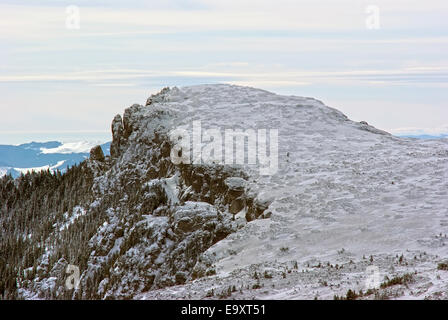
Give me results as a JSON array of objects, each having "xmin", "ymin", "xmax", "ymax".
[
  {"xmin": 0, "ymin": 141, "xmax": 110, "ymax": 178},
  {"xmin": 397, "ymin": 134, "xmax": 448, "ymax": 140}
]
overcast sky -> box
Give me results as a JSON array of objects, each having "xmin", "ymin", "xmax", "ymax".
[{"xmin": 1, "ymin": 0, "xmax": 448, "ymax": 144}]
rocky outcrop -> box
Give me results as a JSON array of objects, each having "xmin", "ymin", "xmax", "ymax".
[
  {"xmin": 145, "ymin": 87, "xmax": 170, "ymax": 106},
  {"xmin": 122, "ymin": 104, "xmax": 141, "ymax": 139},
  {"xmin": 89, "ymin": 145, "xmax": 105, "ymax": 162},
  {"xmin": 110, "ymin": 114, "xmax": 124, "ymax": 158},
  {"xmin": 90, "ymin": 201, "xmax": 235, "ymax": 299},
  {"xmin": 14, "ymin": 85, "xmax": 269, "ymax": 300}
]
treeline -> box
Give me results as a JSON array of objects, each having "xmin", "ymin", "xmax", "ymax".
[{"xmin": 0, "ymin": 162, "xmax": 97, "ymax": 299}]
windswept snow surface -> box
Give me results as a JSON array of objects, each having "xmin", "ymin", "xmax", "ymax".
[{"xmin": 135, "ymin": 84, "xmax": 448, "ymax": 300}]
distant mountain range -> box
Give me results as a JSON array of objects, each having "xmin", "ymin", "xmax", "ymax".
[
  {"xmin": 0, "ymin": 141, "xmax": 110, "ymax": 178},
  {"xmin": 398, "ymin": 134, "xmax": 448, "ymax": 139}
]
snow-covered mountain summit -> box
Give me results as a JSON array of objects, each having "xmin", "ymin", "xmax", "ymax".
[
  {"xmin": 5, "ymin": 84, "xmax": 448, "ymax": 300},
  {"xmin": 137, "ymin": 84, "xmax": 448, "ymax": 299}
]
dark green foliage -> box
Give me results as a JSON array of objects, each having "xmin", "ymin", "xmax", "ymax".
[
  {"xmin": 437, "ymin": 263, "xmax": 448, "ymax": 271},
  {"xmin": 345, "ymin": 289, "xmax": 358, "ymax": 300},
  {"xmin": 252, "ymin": 283, "xmax": 261, "ymax": 289},
  {"xmin": 380, "ymin": 273, "xmax": 414, "ymax": 289},
  {"xmin": 205, "ymin": 288, "xmax": 214, "ymax": 297},
  {"xmin": 334, "ymin": 289, "xmax": 364, "ymax": 300},
  {"xmin": 217, "ymin": 286, "xmax": 235, "ymax": 299},
  {"xmin": 0, "ymin": 163, "xmax": 97, "ymax": 299}
]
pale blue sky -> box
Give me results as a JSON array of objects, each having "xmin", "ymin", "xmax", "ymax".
[{"xmin": 1, "ymin": 0, "xmax": 448, "ymax": 144}]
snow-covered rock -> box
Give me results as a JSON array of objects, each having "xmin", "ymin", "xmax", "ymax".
[{"xmin": 16, "ymin": 84, "xmax": 448, "ymax": 300}]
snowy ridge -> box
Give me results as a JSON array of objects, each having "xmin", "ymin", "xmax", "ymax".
[{"xmin": 137, "ymin": 84, "xmax": 448, "ymax": 299}]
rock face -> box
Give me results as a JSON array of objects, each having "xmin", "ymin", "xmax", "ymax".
[
  {"xmin": 15, "ymin": 85, "xmax": 269, "ymax": 300},
  {"xmin": 10, "ymin": 84, "xmax": 448, "ymax": 300},
  {"xmin": 89, "ymin": 145, "xmax": 105, "ymax": 162},
  {"xmin": 224, "ymin": 177, "xmax": 246, "ymax": 214},
  {"xmin": 110, "ymin": 114, "xmax": 124, "ymax": 158},
  {"xmin": 145, "ymin": 87, "xmax": 170, "ymax": 106},
  {"xmin": 85, "ymin": 201, "xmax": 234, "ymax": 299}
]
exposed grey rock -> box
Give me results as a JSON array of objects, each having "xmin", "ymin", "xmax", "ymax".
[
  {"xmin": 122, "ymin": 104, "xmax": 141, "ymax": 139},
  {"xmin": 89, "ymin": 145, "xmax": 105, "ymax": 162},
  {"xmin": 83, "ymin": 201, "xmax": 235, "ymax": 299},
  {"xmin": 110, "ymin": 114, "xmax": 124, "ymax": 158},
  {"xmin": 229, "ymin": 197, "xmax": 245, "ymax": 214},
  {"xmin": 224, "ymin": 177, "xmax": 246, "ymax": 192}
]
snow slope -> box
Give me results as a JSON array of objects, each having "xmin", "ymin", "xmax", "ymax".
[{"xmin": 133, "ymin": 84, "xmax": 448, "ymax": 299}]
